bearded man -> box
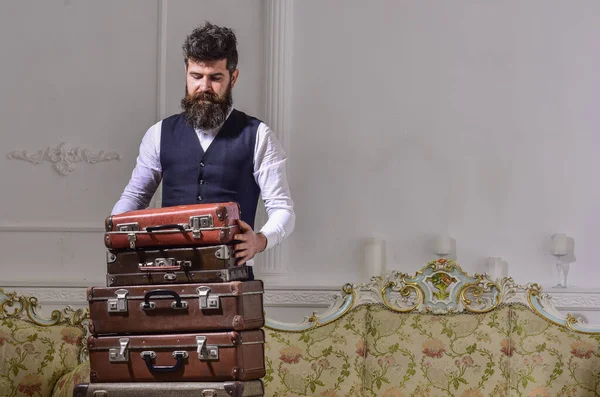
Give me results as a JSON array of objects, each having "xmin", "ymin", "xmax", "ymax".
[{"xmin": 111, "ymin": 22, "xmax": 295, "ymax": 277}]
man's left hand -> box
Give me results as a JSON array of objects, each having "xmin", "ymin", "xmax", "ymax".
[{"xmin": 233, "ymin": 220, "xmax": 268, "ymax": 265}]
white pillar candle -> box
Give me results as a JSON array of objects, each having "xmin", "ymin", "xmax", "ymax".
[
  {"xmin": 434, "ymin": 234, "xmax": 453, "ymax": 256},
  {"xmin": 486, "ymin": 257, "xmax": 508, "ymax": 280},
  {"xmin": 363, "ymin": 238, "xmax": 386, "ymax": 278},
  {"xmin": 551, "ymin": 233, "xmax": 568, "ymax": 256}
]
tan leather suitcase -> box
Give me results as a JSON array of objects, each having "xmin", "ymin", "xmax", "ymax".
[
  {"xmin": 88, "ymin": 329, "xmax": 265, "ymax": 383},
  {"xmin": 73, "ymin": 381, "xmax": 264, "ymax": 397},
  {"xmin": 105, "ymin": 246, "xmax": 248, "ymax": 286},
  {"xmin": 88, "ymin": 281, "xmax": 264, "ymax": 335},
  {"xmin": 104, "ymin": 202, "xmax": 241, "ymax": 250}
]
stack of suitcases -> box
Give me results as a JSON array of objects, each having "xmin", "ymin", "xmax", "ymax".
[{"xmin": 73, "ymin": 202, "xmax": 266, "ymax": 397}]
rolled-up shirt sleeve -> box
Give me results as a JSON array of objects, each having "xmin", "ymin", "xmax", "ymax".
[
  {"xmin": 253, "ymin": 123, "xmax": 296, "ymax": 250},
  {"xmin": 111, "ymin": 122, "xmax": 163, "ymax": 215}
]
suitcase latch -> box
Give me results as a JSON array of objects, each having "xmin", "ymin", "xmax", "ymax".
[
  {"xmin": 92, "ymin": 391, "xmax": 108, "ymax": 397},
  {"xmin": 214, "ymin": 245, "xmax": 232, "ymax": 260},
  {"xmin": 138, "ymin": 257, "xmax": 176, "ymax": 269},
  {"xmin": 115, "ymin": 223, "xmax": 139, "ymax": 249},
  {"xmin": 107, "ymin": 289, "xmax": 129, "ymax": 313},
  {"xmin": 189, "ymin": 215, "xmax": 214, "ymax": 238},
  {"xmin": 127, "ymin": 233, "xmax": 137, "ymax": 249},
  {"xmin": 109, "ymin": 338, "xmax": 130, "ymax": 362},
  {"xmin": 196, "ymin": 336, "xmax": 219, "ymax": 361},
  {"xmin": 197, "ymin": 286, "xmax": 220, "ymax": 310},
  {"xmin": 154, "ymin": 257, "xmax": 175, "ymax": 267},
  {"xmin": 178, "ymin": 260, "xmax": 192, "ymax": 268},
  {"xmin": 202, "ymin": 390, "xmax": 217, "ymax": 397},
  {"xmin": 116, "ymin": 222, "xmax": 140, "ymax": 232}
]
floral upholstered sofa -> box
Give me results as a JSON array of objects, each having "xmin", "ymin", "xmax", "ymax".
[
  {"xmin": 2, "ymin": 259, "xmax": 600, "ymax": 397},
  {"xmin": 0, "ymin": 289, "xmax": 88, "ymax": 397},
  {"xmin": 262, "ymin": 259, "xmax": 600, "ymax": 397}
]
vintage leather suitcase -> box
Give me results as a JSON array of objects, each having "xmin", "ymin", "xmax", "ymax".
[
  {"xmin": 105, "ymin": 246, "xmax": 248, "ymax": 286},
  {"xmin": 104, "ymin": 202, "xmax": 241, "ymax": 250},
  {"xmin": 88, "ymin": 329, "xmax": 265, "ymax": 383},
  {"xmin": 88, "ymin": 281, "xmax": 264, "ymax": 335},
  {"xmin": 73, "ymin": 381, "xmax": 264, "ymax": 397}
]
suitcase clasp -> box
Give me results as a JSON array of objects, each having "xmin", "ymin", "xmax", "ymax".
[
  {"xmin": 202, "ymin": 390, "xmax": 217, "ymax": 397},
  {"xmin": 116, "ymin": 222, "xmax": 140, "ymax": 232},
  {"xmin": 197, "ymin": 287, "xmax": 220, "ymax": 310},
  {"xmin": 109, "ymin": 338, "xmax": 130, "ymax": 362},
  {"xmin": 189, "ymin": 215, "xmax": 214, "ymax": 238},
  {"xmin": 107, "ymin": 289, "xmax": 129, "ymax": 313},
  {"xmin": 214, "ymin": 245, "xmax": 232, "ymax": 260},
  {"xmin": 127, "ymin": 233, "xmax": 136, "ymax": 249},
  {"xmin": 196, "ymin": 336, "xmax": 219, "ymax": 361}
]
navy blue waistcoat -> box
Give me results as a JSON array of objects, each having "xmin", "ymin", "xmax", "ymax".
[{"xmin": 160, "ymin": 109, "xmax": 262, "ymax": 228}]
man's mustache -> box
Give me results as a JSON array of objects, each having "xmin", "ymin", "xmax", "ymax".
[{"xmin": 192, "ymin": 92, "xmax": 220, "ymax": 103}]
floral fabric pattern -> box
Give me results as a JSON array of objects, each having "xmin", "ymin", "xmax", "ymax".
[
  {"xmin": 5, "ymin": 303, "xmax": 600, "ymax": 397},
  {"xmin": 364, "ymin": 306, "xmax": 509, "ymax": 396},
  {"xmin": 507, "ymin": 305, "xmax": 600, "ymax": 397},
  {"xmin": 264, "ymin": 305, "xmax": 369, "ymax": 397},
  {"xmin": 264, "ymin": 304, "xmax": 600, "ymax": 397},
  {"xmin": 0, "ymin": 318, "xmax": 84, "ymax": 397},
  {"xmin": 51, "ymin": 360, "xmax": 90, "ymax": 397}
]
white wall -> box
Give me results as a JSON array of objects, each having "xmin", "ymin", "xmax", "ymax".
[
  {"xmin": 0, "ymin": 0, "xmax": 159, "ymax": 285},
  {"xmin": 0, "ymin": 0, "xmax": 598, "ymax": 323},
  {"xmin": 0, "ymin": 1, "xmax": 265, "ymax": 286},
  {"xmin": 286, "ymin": 0, "xmax": 600, "ymax": 290}
]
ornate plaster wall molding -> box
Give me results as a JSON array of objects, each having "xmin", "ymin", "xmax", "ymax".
[
  {"xmin": 550, "ymin": 293, "xmax": 600, "ymax": 310},
  {"xmin": 263, "ymin": 289, "xmax": 337, "ymax": 307},
  {"xmin": 5, "ymin": 287, "xmax": 87, "ymax": 304},
  {"xmin": 7, "ymin": 142, "xmax": 121, "ymax": 175}
]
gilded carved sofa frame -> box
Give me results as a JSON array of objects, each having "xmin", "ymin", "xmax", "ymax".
[{"xmin": 265, "ymin": 259, "xmax": 600, "ymax": 335}]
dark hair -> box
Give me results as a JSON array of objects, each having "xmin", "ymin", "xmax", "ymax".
[{"xmin": 182, "ymin": 21, "xmax": 238, "ymax": 73}]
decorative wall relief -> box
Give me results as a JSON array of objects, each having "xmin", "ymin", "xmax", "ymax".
[{"xmin": 6, "ymin": 142, "xmax": 121, "ymax": 175}]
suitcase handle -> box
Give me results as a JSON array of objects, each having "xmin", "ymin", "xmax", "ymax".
[
  {"xmin": 145, "ymin": 224, "xmax": 186, "ymax": 233},
  {"xmin": 141, "ymin": 289, "xmax": 189, "ymax": 310},
  {"xmin": 141, "ymin": 351, "xmax": 188, "ymax": 373}
]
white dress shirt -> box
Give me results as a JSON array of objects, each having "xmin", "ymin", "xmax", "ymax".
[{"xmin": 111, "ymin": 110, "xmax": 296, "ymax": 264}]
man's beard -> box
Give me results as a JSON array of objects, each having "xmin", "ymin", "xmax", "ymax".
[{"xmin": 181, "ymin": 83, "xmax": 233, "ymax": 130}]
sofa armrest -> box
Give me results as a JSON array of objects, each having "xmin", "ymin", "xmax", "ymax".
[{"xmin": 51, "ymin": 360, "xmax": 90, "ymax": 397}]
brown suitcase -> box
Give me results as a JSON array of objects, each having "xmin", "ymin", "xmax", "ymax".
[
  {"xmin": 105, "ymin": 246, "xmax": 248, "ymax": 286},
  {"xmin": 104, "ymin": 202, "xmax": 241, "ymax": 250},
  {"xmin": 73, "ymin": 380, "xmax": 264, "ymax": 397},
  {"xmin": 88, "ymin": 329, "xmax": 265, "ymax": 383},
  {"xmin": 87, "ymin": 281, "xmax": 265, "ymax": 335}
]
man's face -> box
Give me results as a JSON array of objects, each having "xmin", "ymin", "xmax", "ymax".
[
  {"xmin": 181, "ymin": 59, "xmax": 239, "ymax": 129},
  {"xmin": 186, "ymin": 59, "xmax": 237, "ymax": 100}
]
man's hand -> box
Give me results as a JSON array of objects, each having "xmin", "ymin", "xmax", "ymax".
[{"xmin": 233, "ymin": 220, "xmax": 268, "ymax": 265}]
